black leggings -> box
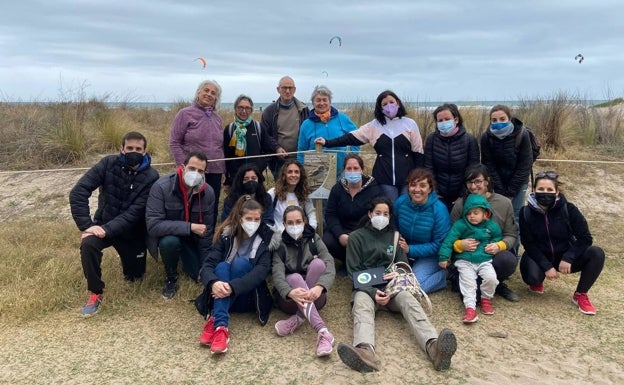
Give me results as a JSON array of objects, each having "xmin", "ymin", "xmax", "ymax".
[{"xmin": 520, "ymin": 246, "xmax": 605, "ymax": 293}]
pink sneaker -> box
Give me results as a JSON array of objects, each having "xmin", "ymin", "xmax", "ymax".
[
  {"xmin": 199, "ymin": 316, "xmax": 215, "ymax": 346},
  {"xmin": 316, "ymin": 330, "xmax": 335, "ymax": 357},
  {"xmin": 275, "ymin": 315, "xmax": 304, "ymax": 336},
  {"xmin": 210, "ymin": 326, "xmax": 230, "ymax": 354},
  {"xmin": 462, "ymin": 308, "xmax": 478, "ymax": 323},
  {"xmin": 573, "ymin": 292, "xmax": 596, "ymax": 315},
  {"xmin": 529, "ymin": 283, "xmax": 544, "ymax": 294},
  {"xmin": 480, "ymin": 298, "xmax": 494, "ymax": 315}
]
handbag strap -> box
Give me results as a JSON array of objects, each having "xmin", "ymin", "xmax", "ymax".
[{"xmin": 386, "ymin": 231, "xmax": 400, "ymax": 269}]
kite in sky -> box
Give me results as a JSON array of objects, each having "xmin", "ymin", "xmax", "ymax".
[
  {"xmin": 329, "ymin": 36, "xmax": 342, "ymax": 46},
  {"xmin": 195, "ymin": 57, "xmax": 207, "ymax": 68},
  {"xmin": 321, "ymin": 71, "xmax": 329, "ymax": 78},
  {"xmin": 574, "ymin": 54, "xmax": 584, "ymax": 64}
]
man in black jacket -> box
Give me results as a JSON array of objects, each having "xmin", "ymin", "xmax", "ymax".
[
  {"xmin": 70, "ymin": 131, "xmax": 159, "ymax": 317},
  {"xmin": 146, "ymin": 151, "xmax": 215, "ymax": 300}
]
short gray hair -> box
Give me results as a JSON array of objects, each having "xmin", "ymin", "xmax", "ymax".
[
  {"xmin": 234, "ymin": 94, "xmax": 254, "ymax": 109},
  {"xmin": 311, "ymin": 85, "xmax": 332, "ymax": 103},
  {"xmin": 195, "ymin": 80, "xmax": 222, "ymax": 110}
]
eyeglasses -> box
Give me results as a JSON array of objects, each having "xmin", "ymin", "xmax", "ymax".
[
  {"xmin": 236, "ymin": 106, "xmax": 253, "ymax": 112},
  {"xmin": 467, "ymin": 178, "xmax": 485, "ymax": 186},
  {"xmin": 535, "ymin": 171, "xmax": 558, "ymax": 179},
  {"xmin": 279, "ymin": 86, "xmax": 295, "ymax": 91}
]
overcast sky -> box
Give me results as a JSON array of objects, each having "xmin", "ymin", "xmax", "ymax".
[{"xmin": 2, "ymin": 0, "xmax": 623, "ymax": 104}]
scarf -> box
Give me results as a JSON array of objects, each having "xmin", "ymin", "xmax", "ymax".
[
  {"xmin": 229, "ymin": 117, "xmax": 252, "ymax": 156},
  {"xmin": 314, "ymin": 109, "xmax": 331, "ymax": 123},
  {"xmin": 176, "ymin": 166, "xmax": 205, "ymax": 223},
  {"xmin": 490, "ymin": 121, "xmax": 515, "ymax": 139}
]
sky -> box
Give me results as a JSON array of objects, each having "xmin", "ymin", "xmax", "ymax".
[{"xmin": 2, "ymin": 0, "xmax": 623, "ymax": 104}]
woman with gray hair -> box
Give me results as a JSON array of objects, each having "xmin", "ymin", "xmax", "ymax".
[
  {"xmin": 169, "ymin": 80, "xmax": 225, "ymax": 224},
  {"xmin": 297, "ymin": 85, "xmax": 359, "ymax": 177}
]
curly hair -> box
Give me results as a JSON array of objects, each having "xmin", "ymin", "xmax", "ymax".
[{"xmin": 274, "ymin": 159, "xmax": 310, "ymax": 202}]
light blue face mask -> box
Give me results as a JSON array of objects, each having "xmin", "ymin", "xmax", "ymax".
[
  {"xmin": 490, "ymin": 121, "xmax": 511, "ymax": 131},
  {"xmin": 344, "ymin": 172, "xmax": 362, "ymax": 184},
  {"xmin": 436, "ymin": 120, "xmax": 456, "ymax": 135}
]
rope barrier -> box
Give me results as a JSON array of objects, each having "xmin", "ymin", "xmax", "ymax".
[{"xmin": 0, "ymin": 150, "xmax": 623, "ymax": 175}]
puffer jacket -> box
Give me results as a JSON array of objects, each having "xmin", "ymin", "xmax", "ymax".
[
  {"xmin": 198, "ymin": 222, "xmax": 273, "ymax": 325},
  {"xmin": 394, "ymin": 191, "xmax": 451, "ymax": 261},
  {"xmin": 69, "ymin": 153, "xmax": 159, "ymax": 239},
  {"xmin": 145, "ymin": 170, "xmax": 215, "ymax": 260},
  {"xmin": 424, "ymin": 125, "xmax": 480, "ymax": 205},
  {"xmin": 519, "ymin": 193, "xmax": 592, "ymax": 272},
  {"xmin": 480, "ymin": 117, "xmax": 532, "ymax": 197}
]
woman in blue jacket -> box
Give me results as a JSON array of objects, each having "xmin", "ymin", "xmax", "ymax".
[{"xmin": 394, "ymin": 168, "xmax": 451, "ymax": 293}]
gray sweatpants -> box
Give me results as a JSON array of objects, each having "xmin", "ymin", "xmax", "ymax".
[
  {"xmin": 455, "ymin": 259, "xmax": 498, "ymax": 309},
  {"xmin": 352, "ymin": 290, "xmax": 438, "ymax": 352}
]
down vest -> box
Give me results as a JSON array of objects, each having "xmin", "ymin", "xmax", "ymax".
[
  {"xmin": 69, "ymin": 154, "xmax": 159, "ymax": 239},
  {"xmin": 424, "ymin": 125, "xmax": 479, "ymax": 206}
]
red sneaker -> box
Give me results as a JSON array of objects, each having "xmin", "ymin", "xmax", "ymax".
[
  {"xmin": 462, "ymin": 308, "xmax": 478, "ymax": 323},
  {"xmin": 210, "ymin": 326, "xmax": 230, "ymax": 354},
  {"xmin": 199, "ymin": 317, "xmax": 215, "ymax": 346},
  {"xmin": 529, "ymin": 283, "xmax": 544, "ymax": 294},
  {"xmin": 480, "ymin": 298, "xmax": 494, "ymax": 315},
  {"xmin": 573, "ymin": 292, "xmax": 596, "ymax": 315}
]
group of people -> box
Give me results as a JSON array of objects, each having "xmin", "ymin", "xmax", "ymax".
[{"xmin": 68, "ymin": 76, "xmax": 605, "ymax": 373}]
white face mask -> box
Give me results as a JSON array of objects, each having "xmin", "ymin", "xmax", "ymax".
[
  {"xmin": 183, "ymin": 170, "xmax": 204, "ymax": 188},
  {"xmin": 370, "ymin": 215, "xmax": 389, "ymax": 230},
  {"xmin": 286, "ymin": 224, "xmax": 305, "ymax": 240},
  {"xmin": 241, "ymin": 221, "xmax": 260, "ymax": 237}
]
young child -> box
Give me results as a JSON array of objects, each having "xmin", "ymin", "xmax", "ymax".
[{"xmin": 439, "ymin": 194, "xmax": 502, "ymax": 323}]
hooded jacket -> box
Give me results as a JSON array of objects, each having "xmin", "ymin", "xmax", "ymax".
[
  {"xmin": 145, "ymin": 169, "xmax": 215, "ymax": 260},
  {"xmin": 70, "ymin": 153, "xmax": 159, "ymax": 239},
  {"xmin": 439, "ymin": 194, "xmax": 503, "ymax": 264},
  {"xmin": 272, "ymin": 225, "xmax": 335, "ymax": 300},
  {"xmin": 519, "ymin": 193, "xmax": 592, "ymax": 272}
]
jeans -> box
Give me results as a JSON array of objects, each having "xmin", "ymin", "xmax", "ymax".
[
  {"xmin": 411, "ymin": 257, "xmax": 447, "ymax": 293},
  {"xmin": 212, "ymin": 258, "xmax": 254, "ymax": 327},
  {"xmin": 158, "ymin": 235, "xmax": 200, "ymax": 281},
  {"xmin": 379, "ymin": 184, "xmax": 407, "ymax": 203}
]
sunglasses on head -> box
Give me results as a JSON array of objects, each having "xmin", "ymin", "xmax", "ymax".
[{"xmin": 535, "ymin": 171, "xmax": 558, "ymax": 179}]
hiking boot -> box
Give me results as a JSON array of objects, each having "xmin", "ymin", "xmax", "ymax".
[
  {"xmin": 199, "ymin": 316, "xmax": 215, "ymax": 346},
  {"xmin": 81, "ymin": 293, "xmax": 103, "ymax": 317},
  {"xmin": 481, "ymin": 298, "xmax": 494, "ymax": 315},
  {"xmin": 427, "ymin": 328, "xmax": 457, "ymax": 371},
  {"xmin": 161, "ymin": 280, "xmax": 178, "ymax": 300},
  {"xmin": 337, "ymin": 342, "xmax": 380, "ymax": 372},
  {"xmin": 496, "ymin": 282, "xmax": 520, "ymax": 302},
  {"xmin": 210, "ymin": 326, "xmax": 230, "ymax": 354},
  {"xmin": 573, "ymin": 292, "xmax": 596, "ymax": 315},
  {"xmin": 274, "ymin": 315, "xmax": 304, "ymax": 336},
  {"xmin": 529, "ymin": 283, "xmax": 544, "ymax": 294},
  {"xmin": 462, "ymin": 307, "xmax": 478, "ymax": 323},
  {"xmin": 316, "ymin": 330, "xmax": 335, "ymax": 357}
]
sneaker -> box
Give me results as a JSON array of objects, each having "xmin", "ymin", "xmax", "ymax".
[
  {"xmin": 462, "ymin": 307, "xmax": 478, "ymax": 323},
  {"xmin": 481, "ymin": 298, "xmax": 494, "ymax": 315},
  {"xmin": 337, "ymin": 342, "xmax": 380, "ymax": 372},
  {"xmin": 274, "ymin": 315, "xmax": 304, "ymax": 336},
  {"xmin": 161, "ymin": 280, "xmax": 178, "ymax": 300},
  {"xmin": 316, "ymin": 330, "xmax": 335, "ymax": 357},
  {"xmin": 81, "ymin": 293, "xmax": 103, "ymax": 317},
  {"xmin": 496, "ymin": 282, "xmax": 520, "ymax": 302},
  {"xmin": 573, "ymin": 292, "xmax": 596, "ymax": 315},
  {"xmin": 210, "ymin": 326, "xmax": 230, "ymax": 354},
  {"xmin": 199, "ymin": 317, "xmax": 215, "ymax": 346},
  {"xmin": 427, "ymin": 328, "xmax": 457, "ymax": 371},
  {"xmin": 529, "ymin": 283, "xmax": 544, "ymax": 294}
]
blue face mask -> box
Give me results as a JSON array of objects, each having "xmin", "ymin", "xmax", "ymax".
[
  {"xmin": 490, "ymin": 121, "xmax": 511, "ymax": 131},
  {"xmin": 344, "ymin": 172, "xmax": 362, "ymax": 184},
  {"xmin": 436, "ymin": 120, "xmax": 456, "ymax": 135}
]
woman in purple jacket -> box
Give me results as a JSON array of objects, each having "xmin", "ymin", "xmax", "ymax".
[{"xmin": 169, "ymin": 80, "xmax": 225, "ymax": 224}]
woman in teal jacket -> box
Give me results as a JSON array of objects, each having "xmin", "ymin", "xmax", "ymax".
[{"xmin": 394, "ymin": 168, "xmax": 451, "ymax": 293}]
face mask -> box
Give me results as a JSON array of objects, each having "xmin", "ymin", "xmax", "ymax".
[
  {"xmin": 490, "ymin": 121, "xmax": 511, "ymax": 131},
  {"xmin": 436, "ymin": 120, "xmax": 456, "ymax": 135},
  {"xmin": 382, "ymin": 103, "xmax": 399, "ymax": 119},
  {"xmin": 370, "ymin": 215, "xmax": 389, "ymax": 230},
  {"xmin": 243, "ymin": 180, "xmax": 259, "ymax": 194},
  {"xmin": 241, "ymin": 221, "xmax": 260, "ymax": 237},
  {"xmin": 344, "ymin": 172, "xmax": 362, "ymax": 184},
  {"xmin": 535, "ymin": 192, "xmax": 556, "ymax": 208},
  {"xmin": 183, "ymin": 171, "xmax": 203, "ymax": 188},
  {"xmin": 286, "ymin": 224, "xmax": 305, "ymax": 240},
  {"xmin": 123, "ymin": 152, "xmax": 144, "ymax": 168}
]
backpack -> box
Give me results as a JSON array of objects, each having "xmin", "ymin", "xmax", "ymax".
[
  {"xmin": 516, "ymin": 126, "xmax": 541, "ymax": 163},
  {"xmin": 227, "ymin": 121, "xmax": 262, "ymax": 150}
]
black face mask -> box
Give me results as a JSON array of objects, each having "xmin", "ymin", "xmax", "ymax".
[
  {"xmin": 123, "ymin": 152, "xmax": 144, "ymax": 168},
  {"xmin": 242, "ymin": 180, "xmax": 259, "ymax": 194},
  {"xmin": 535, "ymin": 192, "xmax": 556, "ymax": 208}
]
